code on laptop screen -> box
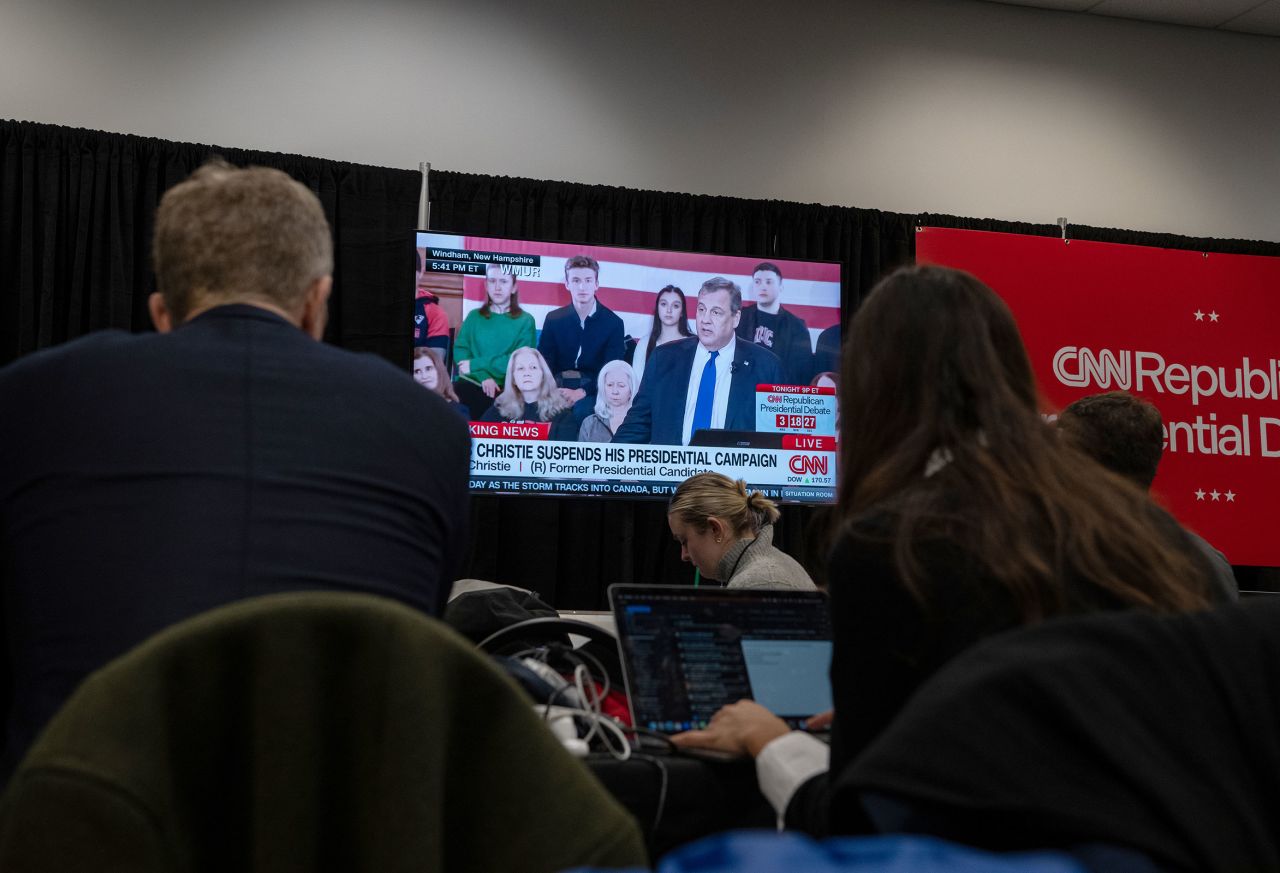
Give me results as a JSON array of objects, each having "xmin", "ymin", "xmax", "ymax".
[{"xmin": 612, "ymin": 588, "xmax": 832, "ymax": 732}]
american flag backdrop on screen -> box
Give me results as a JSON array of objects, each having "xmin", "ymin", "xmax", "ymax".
[{"xmin": 420, "ymin": 233, "xmax": 842, "ymax": 348}]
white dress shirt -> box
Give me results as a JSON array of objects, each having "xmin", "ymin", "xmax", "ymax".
[
  {"xmin": 756, "ymin": 730, "xmax": 830, "ymax": 827},
  {"xmin": 681, "ymin": 335, "xmax": 736, "ymax": 445}
]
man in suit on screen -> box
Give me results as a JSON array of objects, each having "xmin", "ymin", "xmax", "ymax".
[
  {"xmin": 0, "ymin": 159, "xmax": 471, "ymax": 782},
  {"xmin": 613, "ymin": 277, "xmax": 784, "ymax": 446}
]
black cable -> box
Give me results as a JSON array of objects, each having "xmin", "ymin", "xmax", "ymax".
[
  {"xmin": 622, "ymin": 725, "xmax": 678, "ymax": 754},
  {"xmin": 627, "ymin": 753, "xmax": 670, "ymax": 837},
  {"xmin": 723, "ymin": 528, "xmax": 765, "ymax": 583}
]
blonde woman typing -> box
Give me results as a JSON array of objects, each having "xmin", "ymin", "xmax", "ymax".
[{"xmin": 667, "ymin": 472, "xmax": 815, "ymax": 591}]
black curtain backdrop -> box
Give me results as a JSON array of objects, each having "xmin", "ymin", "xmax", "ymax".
[
  {"xmin": 4, "ymin": 119, "xmax": 1279, "ymax": 606},
  {"xmin": 0, "ymin": 120, "xmax": 419, "ymax": 366}
]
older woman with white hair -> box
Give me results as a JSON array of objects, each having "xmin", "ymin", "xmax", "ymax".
[{"xmin": 577, "ymin": 359, "xmax": 637, "ymax": 443}]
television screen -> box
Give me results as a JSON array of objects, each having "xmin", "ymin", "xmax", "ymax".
[{"xmin": 412, "ymin": 232, "xmax": 842, "ymax": 503}]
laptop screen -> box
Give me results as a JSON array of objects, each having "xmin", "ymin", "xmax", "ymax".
[{"xmin": 610, "ymin": 585, "xmax": 833, "ymax": 732}]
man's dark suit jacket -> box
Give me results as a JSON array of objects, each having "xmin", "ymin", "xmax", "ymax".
[
  {"xmin": 612, "ymin": 337, "xmax": 784, "ymax": 445},
  {"xmin": 0, "ymin": 304, "xmax": 471, "ymax": 780},
  {"xmin": 536, "ymin": 302, "xmax": 625, "ymax": 396}
]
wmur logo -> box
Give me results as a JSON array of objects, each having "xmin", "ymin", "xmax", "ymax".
[{"xmin": 788, "ymin": 455, "xmax": 829, "ymax": 475}]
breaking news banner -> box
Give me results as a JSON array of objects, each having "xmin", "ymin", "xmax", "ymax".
[
  {"xmin": 418, "ymin": 232, "xmax": 843, "ymax": 505},
  {"xmin": 467, "ymin": 420, "xmax": 837, "ymax": 501},
  {"xmin": 917, "ymin": 227, "xmax": 1280, "ymax": 565}
]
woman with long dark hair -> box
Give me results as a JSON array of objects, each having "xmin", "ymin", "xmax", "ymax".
[
  {"xmin": 413, "ymin": 347, "xmax": 469, "ymax": 420},
  {"xmin": 673, "ymin": 265, "xmax": 1216, "ymax": 834},
  {"xmin": 630, "ymin": 285, "xmax": 693, "ymax": 384}
]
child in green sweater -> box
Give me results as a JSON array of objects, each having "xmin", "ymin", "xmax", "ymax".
[{"xmin": 453, "ymin": 266, "xmax": 537, "ymax": 415}]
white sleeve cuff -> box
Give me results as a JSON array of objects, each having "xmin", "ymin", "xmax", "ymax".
[{"xmin": 755, "ymin": 731, "xmax": 830, "ymax": 824}]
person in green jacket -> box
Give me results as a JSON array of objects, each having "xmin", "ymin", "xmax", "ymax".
[{"xmin": 453, "ymin": 264, "xmax": 536, "ymax": 418}]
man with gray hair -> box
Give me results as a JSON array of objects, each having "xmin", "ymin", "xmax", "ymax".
[
  {"xmin": 0, "ymin": 160, "xmax": 471, "ymax": 780},
  {"xmin": 614, "ymin": 276, "xmax": 784, "ymax": 445},
  {"xmin": 1057, "ymin": 391, "xmax": 1237, "ymax": 601}
]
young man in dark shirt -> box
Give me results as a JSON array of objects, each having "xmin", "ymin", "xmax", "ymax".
[
  {"xmin": 536, "ymin": 254, "xmax": 625, "ymax": 423},
  {"xmin": 735, "ymin": 262, "xmax": 814, "ymax": 386}
]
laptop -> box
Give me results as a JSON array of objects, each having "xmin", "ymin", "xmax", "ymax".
[
  {"xmin": 688, "ymin": 429, "xmax": 786, "ymax": 450},
  {"xmin": 609, "ymin": 584, "xmax": 833, "ymax": 734}
]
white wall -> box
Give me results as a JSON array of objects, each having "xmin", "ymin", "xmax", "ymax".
[{"xmin": 2, "ymin": 0, "xmax": 1278, "ymax": 242}]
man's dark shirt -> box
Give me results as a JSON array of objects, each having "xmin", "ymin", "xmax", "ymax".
[
  {"xmin": 0, "ymin": 304, "xmax": 470, "ymax": 780},
  {"xmin": 736, "ymin": 305, "xmax": 814, "ymax": 386}
]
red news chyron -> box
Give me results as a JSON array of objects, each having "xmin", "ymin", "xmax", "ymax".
[
  {"xmin": 757, "ymin": 384, "xmax": 836, "ymax": 395},
  {"xmin": 781, "ymin": 435, "xmax": 836, "ymax": 451},
  {"xmin": 469, "ymin": 422, "xmax": 551, "ymax": 440}
]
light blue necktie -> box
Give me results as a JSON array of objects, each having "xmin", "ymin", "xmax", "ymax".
[{"xmin": 691, "ymin": 350, "xmax": 719, "ymax": 437}]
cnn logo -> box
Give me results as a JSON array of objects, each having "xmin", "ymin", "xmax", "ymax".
[{"xmin": 788, "ymin": 455, "xmax": 829, "ymax": 475}]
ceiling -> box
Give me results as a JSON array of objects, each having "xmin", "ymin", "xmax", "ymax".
[{"xmin": 982, "ymin": 0, "xmax": 1280, "ymax": 36}]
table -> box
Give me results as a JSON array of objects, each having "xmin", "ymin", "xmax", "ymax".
[{"xmin": 587, "ymin": 750, "xmax": 775, "ymax": 859}]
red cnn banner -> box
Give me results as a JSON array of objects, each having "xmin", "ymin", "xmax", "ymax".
[
  {"xmin": 469, "ymin": 421, "xmax": 551, "ymax": 440},
  {"xmin": 782, "ymin": 435, "xmax": 837, "ymax": 451},
  {"xmin": 917, "ymin": 227, "xmax": 1280, "ymax": 566}
]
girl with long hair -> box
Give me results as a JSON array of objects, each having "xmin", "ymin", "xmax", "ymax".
[
  {"xmin": 453, "ymin": 265, "xmax": 536, "ymax": 418},
  {"xmin": 672, "ymin": 265, "xmax": 1217, "ymax": 834},
  {"xmin": 412, "ymin": 347, "xmax": 468, "ymax": 419},
  {"xmin": 630, "ymin": 285, "xmax": 694, "ymax": 384}
]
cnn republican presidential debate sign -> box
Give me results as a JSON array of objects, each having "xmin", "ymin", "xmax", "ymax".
[{"xmin": 917, "ymin": 227, "xmax": 1280, "ymax": 567}]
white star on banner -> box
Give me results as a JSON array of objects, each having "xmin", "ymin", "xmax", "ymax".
[
  {"xmin": 1209, "ymin": 311, "xmax": 1220, "ymax": 322},
  {"xmin": 1195, "ymin": 488, "xmax": 1206, "ymax": 500},
  {"xmin": 1194, "ymin": 310, "xmax": 1205, "ymax": 321},
  {"xmin": 1225, "ymin": 490, "xmax": 1236, "ymax": 502},
  {"xmin": 1210, "ymin": 490, "xmax": 1221, "ymax": 501}
]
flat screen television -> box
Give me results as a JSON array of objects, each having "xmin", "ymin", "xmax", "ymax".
[{"xmin": 411, "ymin": 232, "xmax": 842, "ymax": 503}]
